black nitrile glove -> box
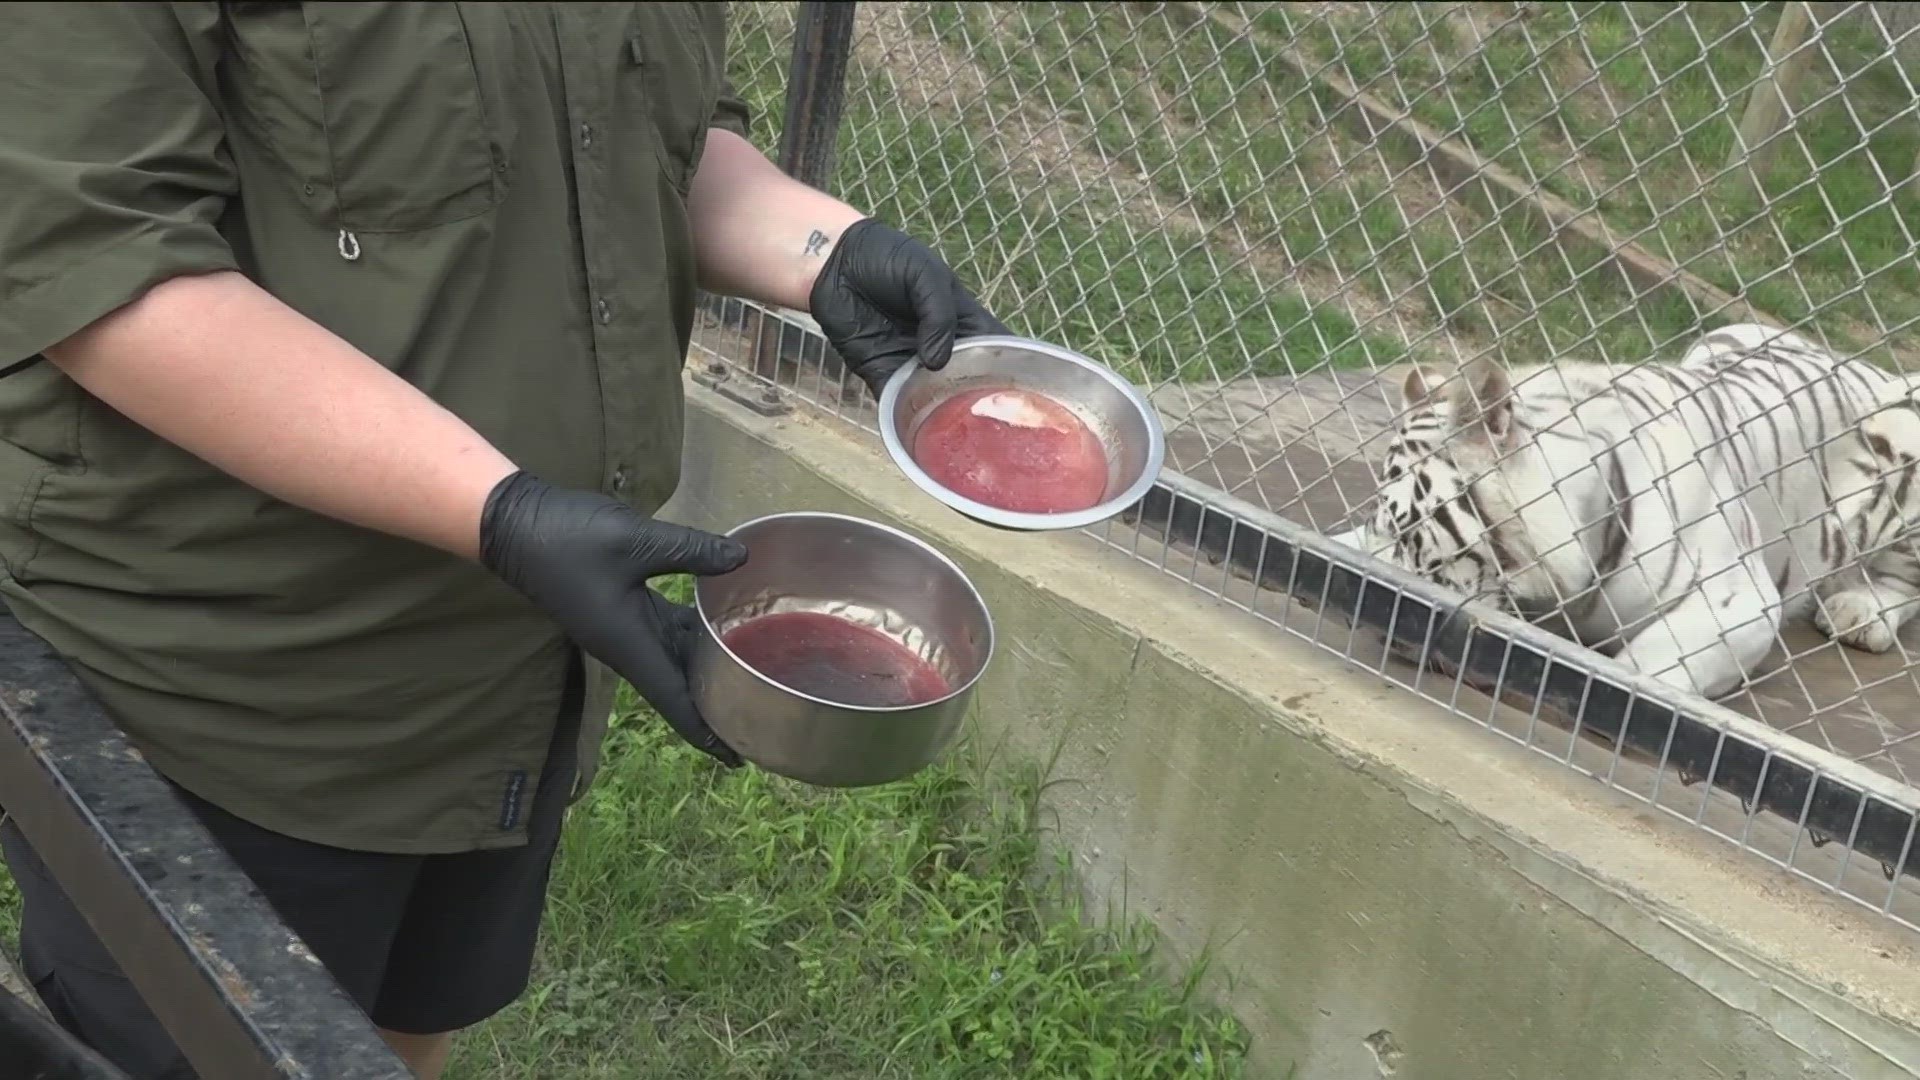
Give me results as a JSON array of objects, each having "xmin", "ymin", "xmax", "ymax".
[
  {"xmin": 809, "ymin": 218, "xmax": 1011, "ymax": 398},
  {"xmin": 479, "ymin": 470, "xmax": 749, "ymax": 767}
]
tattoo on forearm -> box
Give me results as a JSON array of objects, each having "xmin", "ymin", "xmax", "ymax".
[{"xmin": 803, "ymin": 229, "xmax": 831, "ymax": 258}]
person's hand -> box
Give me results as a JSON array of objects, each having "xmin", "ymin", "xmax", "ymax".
[
  {"xmin": 809, "ymin": 218, "xmax": 1010, "ymax": 398},
  {"xmin": 478, "ymin": 471, "xmax": 749, "ymax": 766}
]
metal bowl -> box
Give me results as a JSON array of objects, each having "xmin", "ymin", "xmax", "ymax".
[
  {"xmin": 877, "ymin": 335, "xmax": 1167, "ymax": 531},
  {"xmin": 688, "ymin": 511, "xmax": 995, "ymax": 788}
]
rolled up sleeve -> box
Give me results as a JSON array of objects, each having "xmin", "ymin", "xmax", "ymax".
[
  {"xmin": 706, "ymin": 10, "xmax": 752, "ymax": 142},
  {"xmin": 709, "ymin": 75, "xmax": 753, "ymax": 143},
  {"xmin": 0, "ymin": 2, "xmax": 238, "ymax": 366}
]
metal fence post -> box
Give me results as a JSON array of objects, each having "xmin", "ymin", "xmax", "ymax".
[
  {"xmin": 750, "ymin": 1, "xmax": 858, "ymax": 387},
  {"xmin": 1726, "ymin": 1, "xmax": 1824, "ymax": 183},
  {"xmin": 777, "ymin": 1, "xmax": 858, "ymax": 188}
]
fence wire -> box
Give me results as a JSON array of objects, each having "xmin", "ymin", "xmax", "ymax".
[{"xmin": 696, "ymin": 1, "xmax": 1920, "ymax": 931}]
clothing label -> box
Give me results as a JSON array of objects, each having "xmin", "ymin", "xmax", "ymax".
[{"xmin": 500, "ymin": 770, "xmax": 528, "ymax": 832}]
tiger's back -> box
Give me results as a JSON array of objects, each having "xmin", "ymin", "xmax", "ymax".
[
  {"xmin": 1353, "ymin": 323, "xmax": 1896, "ymax": 699},
  {"xmin": 1665, "ymin": 324, "xmax": 1892, "ymax": 613}
]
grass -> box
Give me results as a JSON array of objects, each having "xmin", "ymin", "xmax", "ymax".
[
  {"xmin": 448, "ymin": 696, "xmax": 1248, "ymax": 1078},
  {"xmin": 726, "ymin": 2, "xmax": 1413, "ymax": 385},
  {"xmin": 0, "ymin": 579, "xmax": 1252, "ymax": 1079},
  {"xmin": 1282, "ymin": 2, "xmax": 1920, "ymax": 364},
  {"xmin": 0, "ymin": 856, "xmax": 16, "ymax": 947},
  {"xmin": 730, "ymin": 1, "xmax": 1920, "ymax": 383},
  {"xmin": 906, "ymin": 0, "xmax": 1632, "ymax": 363}
]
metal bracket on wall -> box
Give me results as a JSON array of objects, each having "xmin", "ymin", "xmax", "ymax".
[
  {"xmin": 690, "ymin": 358, "xmax": 732, "ymax": 392},
  {"xmin": 700, "ymin": 365, "xmax": 793, "ymax": 418}
]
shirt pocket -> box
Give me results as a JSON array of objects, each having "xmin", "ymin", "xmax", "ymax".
[
  {"xmin": 221, "ymin": 2, "xmax": 510, "ymax": 236},
  {"xmin": 628, "ymin": 2, "xmax": 723, "ymax": 197}
]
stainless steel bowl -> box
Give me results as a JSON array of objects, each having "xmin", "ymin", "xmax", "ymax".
[
  {"xmin": 688, "ymin": 512, "xmax": 996, "ymax": 788},
  {"xmin": 878, "ymin": 335, "xmax": 1167, "ymax": 532}
]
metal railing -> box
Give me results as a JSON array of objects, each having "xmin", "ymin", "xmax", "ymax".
[
  {"xmin": 698, "ymin": 0, "xmax": 1920, "ymax": 933},
  {"xmin": 0, "ymin": 613, "xmax": 412, "ymax": 1079}
]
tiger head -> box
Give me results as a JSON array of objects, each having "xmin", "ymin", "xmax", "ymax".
[{"xmin": 1369, "ymin": 357, "xmax": 1535, "ymax": 611}]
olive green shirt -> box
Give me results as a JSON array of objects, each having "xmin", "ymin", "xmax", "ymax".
[{"xmin": 0, "ymin": 3, "xmax": 750, "ymax": 853}]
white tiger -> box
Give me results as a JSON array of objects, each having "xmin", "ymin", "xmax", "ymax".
[{"xmin": 1330, "ymin": 323, "xmax": 1906, "ymax": 700}]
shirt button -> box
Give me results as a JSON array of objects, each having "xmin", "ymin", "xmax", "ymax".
[
  {"xmin": 596, "ymin": 298, "xmax": 611, "ymax": 324},
  {"xmin": 579, "ymin": 122, "xmax": 594, "ymax": 149}
]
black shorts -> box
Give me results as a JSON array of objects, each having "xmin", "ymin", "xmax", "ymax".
[{"xmin": 0, "ymin": 659, "xmax": 583, "ymax": 1080}]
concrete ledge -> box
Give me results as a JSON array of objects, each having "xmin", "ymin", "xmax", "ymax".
[{"xmin": 665, "ymin": 380, "xmax": 1920, "ymax": 1080}]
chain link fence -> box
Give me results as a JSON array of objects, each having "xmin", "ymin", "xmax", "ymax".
[{"xmin": 696, "ymin": 1, "xmax": 1920, "ymax": 931}]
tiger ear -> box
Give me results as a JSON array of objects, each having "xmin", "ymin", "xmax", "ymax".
[
  {"xmin": 1395, "ymin": 364, "xmax": 1446, "ymax": 410},
  {"xmin": 1446, "ymin": 356, "xmax": 1515, "ymax": 447}
]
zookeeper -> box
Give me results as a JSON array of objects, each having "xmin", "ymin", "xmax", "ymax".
[{"xmin": 0, "ymin": 4, "xmax": 1007, "ymax": 1078}]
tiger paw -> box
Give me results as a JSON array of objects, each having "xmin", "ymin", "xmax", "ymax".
[
  {"xmin": 1815, "ymin": 590, "xmax": 1899, "ymax": 654},
  {"xmin": 1328, "ymin": 525, "xmax": 1371, "ymax": 551}
]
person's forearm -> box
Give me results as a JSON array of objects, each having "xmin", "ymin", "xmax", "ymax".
[
  {"xmin": 686, "ymin": 128, "xmax": 865, "ymax": 310},
  {"xmin": 44, "ymin": 271, "xmax": 518, "ymax": 560}
]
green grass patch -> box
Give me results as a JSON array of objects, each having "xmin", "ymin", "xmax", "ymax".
[
  {"xmin": 728, "ymin": 2, "xmax": 1411, "ymax": 382},
  {"xmin": 947, "ymin": 0, "xmax": 1774, "ymax": 365},
  {"xmin": 0, "ymin": 858, "xmax": 17, "ymax": 947},
  {"xmin": 850, "ymin": 1, "xmax": 1722, "ymax": 370},
  {"xmin": 451, "ymin": 703, "xmax": 1248, "ymax": 1078},
  {"xmin": 1284, "ymin": 1, "xmax": 1920, "ymax": 363},
  {"xmin": 735, "ymin": 2, "xmax": 1920, "ymax": 379}
]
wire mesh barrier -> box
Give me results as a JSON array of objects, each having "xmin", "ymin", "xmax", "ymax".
[{"xmin": 700, "ymin": 1, "xmax": 1920, "ymax": 930}]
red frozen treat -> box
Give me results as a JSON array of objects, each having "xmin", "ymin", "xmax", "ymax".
[
  {"xmin": 909, "ymin": 387, "xmax": 1109, "ymax": 514},
  {"xmin": 720, "ymin": 610, "xmax": 952, "ymax": 708}
]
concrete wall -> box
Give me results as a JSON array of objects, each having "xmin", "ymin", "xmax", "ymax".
[{"xmin": 665, "ymin": 381, "xmax": 1920, "ymax": 1080}]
